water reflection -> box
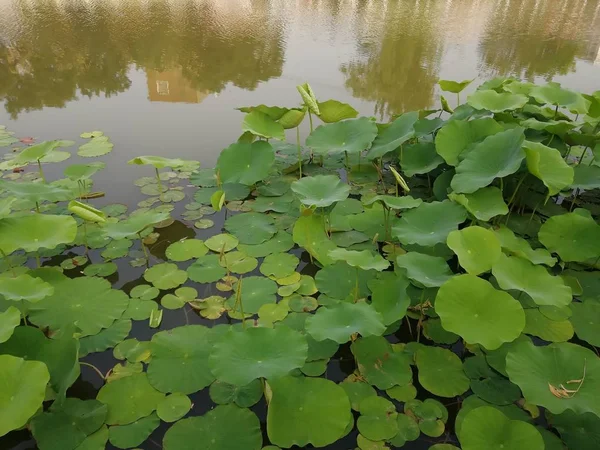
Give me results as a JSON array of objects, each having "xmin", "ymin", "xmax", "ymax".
[{"xmin": 0, "ymin": 0, "xmax": 285, "ymax": 118}]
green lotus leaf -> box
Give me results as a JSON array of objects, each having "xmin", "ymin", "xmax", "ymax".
[
  {"xmin": 416, "ymin": 346, "xmax": 470, "ymax": 397},
  {"xmin": 368, "ymin": 272, "xmax": 411, "ymax": 325},
  {"xmin": 108, "ymin": 413, "xmax": 160, "ymax": 449},
  {"xmin": 395, "ymin": 252, "xmax": 453, "ymax": 288},
  {"xmin": 242, "ymin": 110, "xmax": 285, "ymax": 140},
  {"xmin": 147, "ymin": 325, "xmax": 215, "ymax": 394},
  {"xmin": 538, "ymin": 210, "xmax": 600, "ymax": 262},
  {"xmin": 143, "ymin": 263, "xmax": 187, "ymax": 290},
  {"xmin": 317, "ymin": 99, "xmax": 358, "ymax": 123},
  {"xmin": 297, "ymin": 82, "xmax": 320, "ymax": 114},
  {"xmin": 422, "ymin": 318, "xmax": 459, "ymax": 344},
  {"xmin": 493, "ymin": 226, "xmax": 556, "ymax": 266},
  {"xmin": 429, "ymin": 445, "xmax": 460, "ymax": 450},
  {"xmin": 163, "ymin": 404, "xmax": 262, "ymax": 450},
  {"xmin": 187, "ymin": 254, "xmax": 227, "ymax": 283},
  {"xmin": 523, "ymin": 141, "xmax": 574, "ymax": 196},
  {"xmin": 316, "ymin": 261, "xmax": 374, "ymax": 301},
  {"xmin": 260, "ymin": 252, "xmax": 299, "ymax": 278},
  {"xmin": 97, "ymin": 373, "xmax": 164, "ymax": 425},
  {"xmin": 471, "ymin": 376, "xmax": 521, "ymax": 407},
  {"xmin": 351, "ymin": 336, "xmax": 412, "ymax": 389},
  {"xmin": 68, "ymin": 200, "xmax": 106, "ymax": 223},
  {"xmin": 467, "ymin": 90, "xmax": 528, "ymax": 112},
  {"xmin": 439, "ymin": 79, "xmax": 473, "ymax": 93},
  {"xmin": 329, "ymin": 248, "xmax": 389, "ymax": 271},
  {"xmin": 28, "ymin": 276, "xmax": 129, "ymax": 336},
  {"xmin": 279, "ymin": 108, "xmax": 306, "ymax": 129},
  {"xmin": 238, "ymin": 231, "xmax": 293, "ymax": 257},
  {"xmin": 101, "ymin": 238, "xmax": 133, "ymax": 259},
  {"xmin": 293, "ymin": 214, "xmax": 337, "ymax": 266},
  {"xmin": 492, "ymin": 254, "xmax": 571, "ymax": 307},
  {"xmin": 362, "ymin": 194, "xmax": 422, "ymax": 210},
  {"xmin": 79, "ymin": 319, "xmax": 132, "ymax": 357},
  {"xmin": 78, "ymin": 136, "xmax": 113, "ymax": 157},
  {"xmin": 451, "ymin": 128, "xmax": 525, "ymax": 193},
  {"xmin": 267, "ymin": 375, "xmax": 351, "ymax": 448},
  {"xmin": 128, "ymin": 284, "xmax": 158, "ymax": 301},
  {"xmin": 530, "ymin": 82, "xmax": 591, "ymax": 114},
  {"xmin": 436, "ymin": 275, "xmax": 525, "ymax": 350},
  {"xmin": 64, "ymin": 161, "xmax": 106, "ymax": 180},
  {"xmin": 102, "ymin": 209, "xmax": 170, "ymax": 240},
  {"xmin": 83, "ymin": 262, "xmax": 118, "ymax": 277},
  {"xmin": 226, "ymin": 276, "xmax": 277, "ymax": 314},
  {"xmin": 224, "ymin": 212, "xmax": 276, "ymax": 245},
  {"xmin": 218, "ymin": 251, "xmax": 258, "ymax": 275},
  {"xmin": 217, "ymin": 141, "xmax": 274, "ymax": 186},
  {"xmin": 392, "ymin": 200, "xmax": 467, "ymax": 246},
  {"xmin": 128, "ymin": 156, "xmax": 187, "ymax": 169},
  {"xmin": 157, "ymin": 393, "xmax": 192, "ymax": 422},
  {"xmin": 0, "ymin": 214, "xmax": 77, "ymax": 255},
  {"xmin": 12, "ymin": 141, "xmax": 63, "ymax": 166},
  {"xmin": 572, "ymin": 165, "xmax": 600, "ymax": 189},
  {"xmin": 306, "ymin": 117, "xmax": 378, "ymax": 155},
  {"xmin": 357, "ymin": 396, "xmax": 398, "ymax": 441},
  {"xmin": 0, "ymin": 355, "xmax": 50, "ymax": 437},
  {"xmin": 549, "ymin": 410, "xmax": 600, "ymax": 450},
  {"xmin": 209, "ymin": 379, "xmax": 263, "ymax": 408},
  {"xmin": 205, "ymin": 233, "xmax": 239, "ymax": 252},
  {"xmin": 209, "ymin": 326, "xmax": 307, "ymax": 385},
  {"xmin": 523, "ymin": 308, "xmax": 573, "ymax": 342},
  {"xmin": 0, "ymin": 273, "xmax": 54, "ymax": 302},
  {"xmin": 388, "ymin": 413, "xmax": 420, "ymax": 447},
  {"xmin": 366, "ymin": 111, "xmax": 418, "ymax": 160},
  {"xmin": 506, "ymin": 341, "xmax": 600, "ymax": 416},
  {"xmin": 113, "ymin": 339, "xmax": 152, "ymax": 363},
  {"xmin": 238, "ymin": 105, "xmax": 288, "ymax": 120},
  {"xmin": 340, "ymin": 379, "xmax": 377, "ymax": 411},
  {"xmin": 435, "ymin": 118, "xmax": 503, "ymax": 166},
  {"xmin": 449, "ymin": 187, "xmax": 508, "ymax": 221},
  {"xmin": 399, "ymin": 141, "xmax": 444, "ymax": 176},
  {"xmin": 291, "ymin": 175, "xmax": 350, "ymax": 208},
  {"xmin": 31, "ymin": 399, "xmax": 107, "ymax": 450},
  {"xmin": 0, "ymin": 306, "xmax": 20, "ymax": 343},
  {"xmin": 447, "ymin": 226, "xmax": 501, "ymax": 275},
  {"xmin": 250, "ymin": 192, "xmax": 296, "ymax": 213},
  {"xmin": 459, "ymin": 406, "xmax": 543, "ymax": 450},
  {"xmin": 520, "ymin": 117, "xmax": 576, "ymax": 136},
  {"xmin": 306, "ymin": 302, "xmax": 386, "ymax": 343},
  {"xmin": 570, "ymin": 301, "xmax": 600, "ymax": 346}
]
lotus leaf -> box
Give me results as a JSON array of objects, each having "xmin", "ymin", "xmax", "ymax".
[
  {"xmin": 416, "ymin": 346, "xmax": 470, "ymax": 397},
  {"xmin": 435, "ymin": 118, "xmax": 503, "ymax": 166},
  {"xmin": 307, "ymin": 302, "xmax": 386, "ymax": 343},
  {"xmin": 451, "ymin": 128, "xmax": 525, "ymax": 193},
  {"xmin": 436, "ymin": 275, "xmax": 525, "ymax": 350},
  {"xmin": 156, "ymin": 393, "xmax": 192, "ymax": 423},
  {"xmin": 306, "ymin": 117, "xmax": 377, "ymax": 155},
  {"xmin": 439, "ymin": 79, "xmax": 473, "ymax": 93},
  {"xmin": 492, "ymin": 254, "xmax": 571, "ymax": 307},
  {"xmin": 0, "ymin": 273, "xmax": 54, "ymax": 302},
  {"xmin": 523, "ymin": 308, "xmax": 574, "ymax": 342},
  {"xmin": 226, "ymin": 276, "xmax": 277, "ymax": 314},
  {"xmin": 389, "ymin": 414, "xmax": 420, "ymax": 447},
  {"xmin": 108, "ymin": 413, "xmax": 160, "ymax": 449},
  {"xmin": 0, "ymin": 214, "xmax": 77, "ymax": 255},
  {"xmin": 128, "ymin": 156, "xmax": 187, "ymax": 169},
  {"xmin": 209, "ymin": 379, "xmax": 263, "ymax": 408},
  {"xmin": 340, "ymin": 379, "xmax": 377, "ymax": 411},
  {"xmin": 68, "ymin": 200, "xmax": 106, "ymax": 223},
  {"xmin": 315, "ymin": 261, "xmax": 374, "ymax": 301},
  {"xmin": 78, "ymin": 136, "xmax": 113, "ymax": 157},
  {"xmin": 316, "ymin": 99, "xmax": 358, "ymax": 123},
  {"xmin": 11, "ymin": 140, "xmax": 61, "ymax": 165},
  {"xmin": 506, "ymin": 341, "xmax": 600, "ymax": 416},
  {"xmin": 329, "ymin": 248, "xmax": 389, "ymax": 271},
  {"xmin": 217, "ymin": 141, "xmax": 274, "ymax": 186},
  {"xmin": 530, "ymin": 82, "xmax": 591, "ymax": 114},
  {"xmin": 447, "ymin": 226, "xmax": 501, "ymax": 275},
  {"xmin": 523, "ymin": 141, "xmax": 573, "ymax": 195},
  {"xmin": 395, "ymin": 252, "xmax": 453, "ymax": 287},
  {"xmin": 64, "ymin": 161, "xmax": 106, "ymax": 180},
  {"xmin": 102, "ymin": 210, "xmax": 170, "ymax": 240},
  {"xmin": 209, "ymin": 326, "xmax": 307, "ymax": 385},
  {"xmin": 493, "ymin": 226, "xmax": 556, "ymax": 266},
  {"xmin": 366, "ymin": 112, "xmax": 418, "ymax": 160},
  {"xmin": 459, "ymin": 406, "xmax": 543, "ymax": 450},
  {"xmin": 205, "ymin": 233, "xmax": 239, "ymax": 252},
  {"xmin": 291, "ymin": 175, "xmax": 350, "ymax": 208},
  {"xmin": 572, "ymin": 165, "xmax": 600, "ymax": 189},
  {"xmin": 549, "ymin": 410, "xmax": 600, "ymax": 450},
  {"xmin": 267, "ymin": 375, "xmax": 351, "ymax": 448},
  {"xmin": 279, "ymin": 108, "xmax": 306, "ymax": 128},
  {"xmin": 367, "ymin": 272, "xmax": 411, "ymax": 325},
  {"xmin": 0, "ymin": 306, "xmax": 20, "ymax": 343},
  {"xmin": 259, "ymin": 252, "xmax": 298, "ymax": 278},
  {"xmin": 147, "ymin": 325, "xmax": 215, "ymax": 394},
  {"xmin": 570, "ymin": 301, "xmax": 600, "ymax": 346},
  {"xmin": 400, "ymin": 141, "xmax": 444, "ymax": 176},
  {"xmin": 242, "ymin": 111, "xmax": 285, "ymax": 140},
  {"xmin": 467, "ymin": 90, "xmax": 528, "ymax": 112},
  {"xmin": 224, "ymin": 212, "xmax": 276, "ymax": 245},
  {"xmin": 357, "ymin": 396, "xmax": 398, "ymax": 441},
  {"xmin": 83, "ymin": 262, "xmax": 118, "ymax": 277},
  {"xmin": 293, "ymin": 214, "xmax": 337, "ymax": 265},
  {"xmin": 0, "ymin": 355, "xmax": 50, "ymax": 437},
  {"xmin": 449, "ymin": 187, "xmax": 508, "ymax": 221},
  {"xmin": 351, "ymin": 336, "xmax": 412, "ymax": 389},
  {"xmin": 362, "ymin": 194, "xmax": 422, "ymax": 210},
  {"xmin": 28, "ymin": 276, "xmax": 129, "ymax": 336},
  {"xmin": 392, "ymin": 200, "xmax": 467, "ymax": 246},
  {"xmin": 538, "ymin": 210, "xmax": 600, "ymax": 262},
  {"xmin": 422, "ymin": 318, "xmax": 459, "ymax": 344},
  {"xmin": 79, "ymin": 319, "xmax": 132, "ymax": 357},
  {"xmin": 163, "ymin": 405, "xmax": 262, "ymax": 450},
  {"xmin": 187, "ymin": 255, "xmax": 227, "ymax": 283}
]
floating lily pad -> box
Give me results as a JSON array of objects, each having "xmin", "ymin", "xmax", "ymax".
[
  {"xmin": 329, "ymin": 248, "xmax": 389, "ymax": 271},
  {"xmin": 0, "ymin": 273, "xmax": 54, "ymax": 302},
  {"xmin": 447, "ymin": 226, "xmax": 501, "ymax": 275},
  {"xmin": 209, "ymin": 326, "xmax": 307, "ymax": 385},
  {"xmin": 307, "ymin": 302, "xmax": 386, "ymax": 343},
  {"xmin": 357, "ymin": 396, "xmax": 398, "ymax": 441},
  {"xmin": 187, "ymin": 255, "xmax": 228, "ymax": 283},
  {"xmin": 416, "ymin": 346, "xmax": 470, "ymax": 397},
  {"xmin": 79, "ymin": 319, "xmax": 132, "ymax": 357},
  {"xmin": 267, "ymin": 375, "xmax": 351, "ymax": 448},
  {"xmin": 144, "ymin": 263, "xmax": 188, "ymax": 290},
  {"xmin": 238, "ymin": 231, "xmax": 294, "ymax": 257},
  {"xmin": 83, "ymin": 262, "xmax": 118, "ymax": 277},
  {"xmin": 435, "ymin": 275, "xmax": 525, "ymax": 350},
  {"xmin": 157, "ymin": 393, "xmax": 192, "ymax": 423},
  {"xmin": 165, "ymin": 239, "xmax": 208, "ymax": 261},
  {"xmin": 0, "ymin": 214, "xmax": 77, "ymax": 255},
  {"xmin": 351, "ymin": 336, "xmax": 412, "ymax": 389},
  {"xmin": 209, "ymin": 380, "xmax": 263, "ymax": 408},
  {"xmin": 78, "ymin": 136, "xmax": 114, "ymax": 157},
  {"xmin": 205, "ymin": 233, "xmax": 239, "ymax": 252},
  {"xmin": 291, "ymin": 175, "xmax": 350, "ymax": 208},
  {"xmin": 225, "ymin": 213, "xmax": 276, "ymax": 245},
  {"xmin": 395, "ymin": 252, "xmax": 453, "ymax": 287}
]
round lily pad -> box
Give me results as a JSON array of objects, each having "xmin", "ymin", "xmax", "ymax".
[
  {"xmin": 108, "ymin": 413, "xmax": 160, "ymax": 449},
  {"xmin": 329, "ymin": 248, "xmax": 389, "ymax": 271},
  {"xmin": 209, "ymin": 379, "xmax": 263, "ymax": 408},
  {"xmin": 157, "ymin": 393, "xmax": 192, "ymax": 422},
  {"xmin": 570, "ymin": 301, "xmax": 600, "ymax": 346},
  {"xmin": 205, "ymin": 233, "xmax": 239, "ymax": 252},
  {"xmin": 224, "ymin": 213, "xmax": 276, "ymax": 245},
  {"xmin": 260, "ymin": 253, "xmax": 299, "ymax": 278},
  {"xmin": 219, "ymin": 251, "xmax": 258, "ymax": 274},
  {"xmin": 538, "ymin": 211, "xmax": 600, "ymax": 262},
  {"xmin": 238, "ymin": 231, "xmax": 294, "ymax": 258},
  {"xmin": 447, "ymin": 226, "xmax": 501, "ymax": 275},
  {"xmin": 291, "ymin": 175, "xmax": 350, "ymax": 208},
  {"xmin": 0, "ymin": 273, "xmax": 54, "ymax": 302},
  {"xmin": 416, "ymin": 346, "xmax": 470, "ymax": 397},
  {"xmin": 435, "ymin": 275, "xmax": 525, "ymax": 350},
  {"xmin": 163, "ymin": 404, "xmax": 262, "ymax": 450},
  {"xmin": 165, "ymin": 239, "xmax": 208, "ymax": 262},
  {"xmin": 209, "ymin": 326, "xmax": 307, "ymax": 385},
  {"xmin": 144, "ymin": 263, "xmax": 188, "ymax": 290},
  {"xmin": 306, "ymin": 302, "xmax": 386, "ymax": 343},
  {"xmin": 350, "ymin": 336, "xmax": 412, "ymax": 389},
  {"xmin": 187, "ymin": 254, "xmax": 228, "ymax": 283},
  {"xmin": 395, "ymin": 252, "xmax": 453, "ymax": 287},
  {"xmin": 217, "ymin": 140, "xmax": 275, "ymax": 186},
  {"xmin": 340, "ymin": 379, "xmax": 377, "ymax": 411},
  {"xmin": 306, "ymin": 117, "xmax": 378, "ymax": 156},
  {"xmin": 357, "ymin": 396, "xmax": 398, "ymax": 441},
  {"xmin": 228, "ymin": 276, "xmax": 278, "ymax": 314},
  {"xmin": 83, "ymin": 262, "xmax": 118, "ymax": 277},
  {"xmin": 130, "ymin": 284, "xmax": 159, "ymax": 301}
]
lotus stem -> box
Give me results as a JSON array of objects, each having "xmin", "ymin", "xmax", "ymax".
[
  {"xmin": 0, "ymin": 249, "xmax": 17, "ymax": 277},
  {"xmin": 554, "ymin": 104, "xmax": 559, "ymax": 119},
  {"xmin": 155, "ymin": 168, "xmax": 164, "ymax": 199},
  {"xmin": 308, "ymin": 111, "xmax": 314, "ymax": 132},
  {"xmin": 546, "ymin": 134, "xmax": 555, "ymax": 146},
  {"xmin": 234, "ymin": 276, "xmax": 246, "ymax": 329},
  {"xmin": 507, "ymin": 174, "xmax": 527, "ymax": 208},
  {"xmin": 296, "ymin": 126, "xmax": 302, "ymax": 178},
  {"xmin": 37, "ymin": 159, "xmax": 46, "ymax": 183},
  {"xmin": 80, "ymin": 362, "xmax": 106, "ymax": 382},
  {"xmin": 383, "ymin": 207, "xmax": 390, "ymax": 241},
  {"xmin": 564, "ymin": 145, "xmax": 573, "ymax": 162},
  {"xmin": 354, "ymin": 267, "xmax": 359, "ymax": 302},
  {"xmin": 344, "ymin": 151, "xmax": 349, "ymax": 170},
  {"xmin": 570, "ymin": 190, "xmax": 578, "ymax": 212},
  {"xmin": 577, "ymin": 147, "xmax": 589, "ymax": 166},
  {"xmin": 35, "ymin": 202, "xmax": 40, "ymax": 213},
  {"xmin": 499, "ymin": 177, "xmax": 504, "ymax": 195},
  {"xmin": 35, "ymin": 253, "xmax": 41, "ymax": 268},
  {"xmin": 456, "ymin": 93, "xmax": 460, "ymax": 106},
  {"xmin": 83, "ymin": 221, "xmax": 89, "ymax": 256},
  {"xmin": 138, "ymin": 232, "xmax": 150, "ymax": 264}
]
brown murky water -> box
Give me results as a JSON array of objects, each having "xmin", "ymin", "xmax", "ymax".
[{"xmin": 0, "ymin": 0, "xmax": 599, "ymax": 172}]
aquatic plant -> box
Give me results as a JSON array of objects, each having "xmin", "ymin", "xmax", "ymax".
[{"xmin": 0, "ymin": 78, "xmax": 599, "ymax": 449}]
